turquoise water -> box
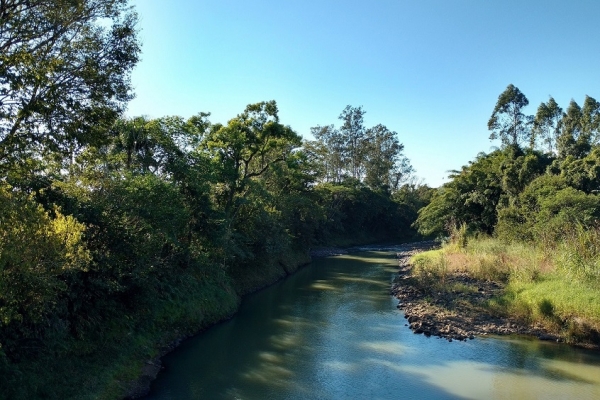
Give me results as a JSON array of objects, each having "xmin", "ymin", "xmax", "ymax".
[{"xmin": 146, "ymin": 248, "xmax": 600, "ymax": 399}]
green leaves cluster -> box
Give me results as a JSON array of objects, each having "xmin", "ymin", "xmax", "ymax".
[{"xmin": 489, "ymin": 84, "xmax": 600, "ymax": 158}]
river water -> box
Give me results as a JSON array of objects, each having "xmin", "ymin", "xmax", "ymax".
[{"xmin": 146, "ymin": 247, "xmax": 600, "ymax": 399}]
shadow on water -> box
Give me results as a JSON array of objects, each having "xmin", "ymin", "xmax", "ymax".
[{"xmin": 146, "ymin": 249, "xmax": 600, "ymax": 400}]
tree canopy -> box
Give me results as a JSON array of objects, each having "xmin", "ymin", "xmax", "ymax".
[{"xmin": 0, "ymin": 0, "xmax": 140, "ymax": 171}]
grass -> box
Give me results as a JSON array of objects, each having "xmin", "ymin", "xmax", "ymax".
[{"xmin": 411, "ymin": 230, "xmax": 600, "ymax": 345}]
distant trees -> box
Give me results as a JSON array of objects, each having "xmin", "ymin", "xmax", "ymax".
[
  {"xmin": 418, "ymin": 84, "xmax": 600, "ymax": 244},
  {"xmin": 201, "ymin": 101, "xmax": 302, "ymax": 216},
  {"xmin": 307, "ymin": 106, "xmax": 413, "ymax": 191},
  {"xmin": 489, "ymin": 85, "xmax": 600, "ymax": 161},
  {"xmin": 338, "ymin": 105, "xmax": 367, "ymax": 180}
]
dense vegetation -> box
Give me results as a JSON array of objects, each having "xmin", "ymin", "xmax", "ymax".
[
  {"xmin": 414, "ymin": 84, "xmax": 600, "ymax": 344},
  {"xmin": 0, "ymin": 1, "xmax": 429, "ymax": 398}
]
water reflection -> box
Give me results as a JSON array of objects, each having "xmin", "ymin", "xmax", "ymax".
[
  {"xmin": 147, "ymin": 249, "xmax": 600, "ymax": 400},
  {"xmin": 399, "ymin": 359, "xmax": 600, "ymax": 399}
]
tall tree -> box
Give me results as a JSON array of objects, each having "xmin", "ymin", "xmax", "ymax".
[
  {"xmin": 0, "ymin": 0, "xmax": 140, "ymax": 171},
  {"xmin": 533, "ymin": 97, "xmax": 563, "ymax": 154},
  {"xmin": 488, "ymin": 84, "xmax": 532, "ymax": 149},
  {"xmin": 363, "ymin": 124, "xmax": 411, "ymax": 191},
  {"xmin": 581, "ymin": 95, "xmax": 600, "ymax": 146},
  {"xmin": 557, "ymin": 100, "xmax": 588, "ymax": 158},
  {"xmin": 309, "ymin": 124, "xmax": 345, "ymax": 183},
  {"xmin": 338, "ymin": 105, "xmax": 367, "ymax": 179}
]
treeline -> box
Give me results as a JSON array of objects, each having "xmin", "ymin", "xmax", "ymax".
[
  {"xmin": 416, "ymin": 84, "xmax": 600, "ymax": 246},
  {"xmin": 0, "ymin": 1, "xmax": 430, "ymax": 398}
]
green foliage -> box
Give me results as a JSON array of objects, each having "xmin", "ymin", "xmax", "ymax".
[
  {"xmin": 558, "ymin": 100, "xmax": 589, "ymax": 158},
  {"xmin": 416, "ymin": 146, "xmax": 551, "ymax": 238},
  {"xmin": 308, "ymin": 106, "xmax": 413, "ymax": 190},
  {"xmin": 313, "ymin": 181, "xmax": 416, "ymax": 245},
  {"xmin": 533, "ymin": 97, "xmax": 563, "ymax": 154},
  {"xmin": 0, "ymin": 0, "xmax": 140, "ymax": 171},
  {"xmin": 496, "ymin": 172, "xmax": 600, "ymax": 244},
  {"xmin": 0, "ymin": 183, "xmax": 91, "ymax": 358},
  {"xmin": 202, "ymin": 101, "xmax": 302, "ymax": 215},
  {"xmin": 558, "ymin": 146, "xmax": 600, "ymax": 192},
  {"xmin": 393, "ymin": 182, "xmax": 434, "ymax": 231}
]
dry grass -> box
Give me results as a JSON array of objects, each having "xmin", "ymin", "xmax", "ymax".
[{"xmin": 411, "ymin": 234, "xmax": 600, "ymax": 345}]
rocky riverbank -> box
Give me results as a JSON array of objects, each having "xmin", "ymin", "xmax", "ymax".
[{"xmin": 392, "ymin": 245, "xmax": 563, "ymax": 343}]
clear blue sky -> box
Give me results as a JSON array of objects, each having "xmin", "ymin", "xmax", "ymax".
[{"xmin": 126, "ymin": 0, "xmax": 600, "ymax": 187}]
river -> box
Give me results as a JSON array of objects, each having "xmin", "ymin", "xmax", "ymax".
[{"xmin": 146, "ymin": 246, "xmax": 600, "ymax": 399}]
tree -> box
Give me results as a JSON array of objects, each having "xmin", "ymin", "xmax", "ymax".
[
  {"xmin": 201, "ymin": 101, "xmax": 302, "ymax": 216},
  {"xmin": 111, "ymin": 116, "xmax": 155, "ymax": 172},
  {"xmin": 109, "ymin": 115, "xmax": 204, "ymax": 176},
  {"xmin": 414, "ymin": 148, "xmax": 549, "ymax": 237},
  {"xmin": 363, "ymin": 123, "xmax": 412, "ymax": 191},
  {"xmin": 581, "ymin": 95, "xmax": 600, "ymax": 146},
  {"xmin": 309, "ymin": 106, "xmax": 413, "ymax": 189},
  {"xmin": 557, "ymin": 100, "xmax": 589, "ymax": 158},
  {"xmin": 0, "ymin": 0, "xmax": 140, "ymax": 171},
  {"xmin": 338, "ymin": 105, "xmax": 367, "ymax": 179},
  {"xmin": 533, "ymin": 97, "xmax": 562, "ymax": 154},
  {"xmin": 488, "ymin": 84, "xmax": 532, "ymax": 148},
  {"xmin": 308, "ymin": 124, "xmax": 345, "ymax": 183}
]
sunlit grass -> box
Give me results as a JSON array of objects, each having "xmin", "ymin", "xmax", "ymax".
[{"xmin": 411, "ymin": 233, "xmax": 600, "ymax": 343}]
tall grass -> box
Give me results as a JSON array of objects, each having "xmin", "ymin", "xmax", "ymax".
[{"xmin": 411, "ymin": 225, "xmax": 600, "ymax": 344}]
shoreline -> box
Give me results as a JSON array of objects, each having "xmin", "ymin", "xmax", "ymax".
[
  {"xmin": 392, "ymin": 245, "xmax": 598, "ymax": 348},
  {"xmin": 123, "ymin": 242, "xmax": 434, "ymax": 400},
  {"xmin": 125, "ymin": 258, "xmax": 311, "ymax": 399},
  {"xmin": 126, "ymin": 241, "xmax": 408, "ymax": 398},
  {"xmin": 130, "ymin": 240, "xmax": 589, "ymax": 398}
]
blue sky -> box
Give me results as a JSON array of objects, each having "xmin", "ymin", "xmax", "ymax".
[{"xmin": 127, "ymin": 0, "xmax": 600, "ymax": 187}]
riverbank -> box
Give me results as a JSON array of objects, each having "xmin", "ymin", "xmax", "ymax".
[
  {"xmin": 127, "ymin": 240, "xmax": 430, "ymax": 398},
  {"xmin": 391, "ymin": 239, "xmax": 600, "ymax": 349},
  {"xmin": 392, "ymin": 240, "xmax": 600, "ymax": 348},
  {"xmin": 123, "ymin": 250, "xmax": 312, "ymax": 399},
  {"xmin": 392, "ymin": 245, "xmax": 560, "ymax": 342}
]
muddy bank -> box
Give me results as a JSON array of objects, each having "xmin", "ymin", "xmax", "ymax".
[{"xmin": 391, "ymin": 245, "xmax": 564, "ymax": 344}]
